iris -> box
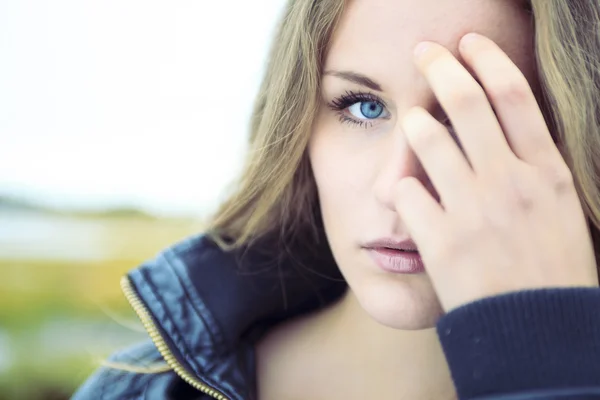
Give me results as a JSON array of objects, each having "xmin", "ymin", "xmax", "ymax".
[{"xmin": 358, "ymin": 101, "xmax": 384, "ymax": 119}]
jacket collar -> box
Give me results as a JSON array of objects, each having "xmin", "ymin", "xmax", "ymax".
[{"xmin": 125, "ymin": 233, "xmax": 346, "ymax": 400}]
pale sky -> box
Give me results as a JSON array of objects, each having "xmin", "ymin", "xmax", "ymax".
[{"xmin": 0, "ymin": 0, "xmax": 286, "ymax": 217}]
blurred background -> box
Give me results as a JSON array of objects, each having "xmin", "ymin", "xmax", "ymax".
[{"xmin": 0, "ymin": 1, "xmax": 286, "ymax": 398}]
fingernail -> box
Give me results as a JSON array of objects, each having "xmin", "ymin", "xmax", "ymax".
[
  {"xmin": 414, "ymin": 42, "xmax": 432, "ymax": 57},
  {"xmin": 461, "ymin": 32, "xmax": 481, "ymax": 47}
]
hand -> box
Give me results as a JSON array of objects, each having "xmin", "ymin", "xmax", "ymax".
[{"xmin": 393, "ymin": 32, "xmax": 599, "ymax": 312}]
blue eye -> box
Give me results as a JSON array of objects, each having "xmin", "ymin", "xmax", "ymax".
[
  {"xmin": 349, "ymin": 101, "xmax": 384, "ymax": 119},
  {"xmin": 328, "ymin": 90, "xmax": 390, "ymax": 128}
]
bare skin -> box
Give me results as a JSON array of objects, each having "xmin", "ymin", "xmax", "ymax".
[
  {"xmin": 256, "ymin": 289, "xmax": 456, "ymax": 399},
  {"xmin": 256, "ymin": 0, "xmax": 542, "ymax": 398}
]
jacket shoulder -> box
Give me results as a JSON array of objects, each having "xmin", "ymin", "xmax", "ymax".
[{"xmin": 71, "ymin": 340, "xmax": 178, "ymax": 400}]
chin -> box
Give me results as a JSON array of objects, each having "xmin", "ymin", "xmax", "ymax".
[{"xmin": 355, "ymin": 273, "xmax": 445, "ymax": 330}]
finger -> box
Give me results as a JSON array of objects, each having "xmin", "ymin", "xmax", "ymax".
[
  {"xmin": 401, "ymin": 106, "xmax": 476, "ymax": 211},
  {"xmin": 458, "ymin": 32, "xmax": 564, "ymax": 167},
  {"xmin": 414, "ymin": 41, "xmax": 515, "ymax": 174},
  {"xmin": 394, "ymin": 176, "xmax": 446, "ymax": 253}
]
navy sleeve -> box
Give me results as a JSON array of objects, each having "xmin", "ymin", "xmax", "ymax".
[{"xmin": 436, "ymin": 287, "xmax": 600, "ymax": 400}]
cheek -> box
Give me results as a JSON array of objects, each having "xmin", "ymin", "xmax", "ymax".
[{"xmin": 309, "ymin": 128, "xmax": 374, "ymax": 221}]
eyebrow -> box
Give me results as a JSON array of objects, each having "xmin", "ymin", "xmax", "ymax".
[{"xmin": 323, "ymin": 70, "xmax": 383, "ymax": 92}]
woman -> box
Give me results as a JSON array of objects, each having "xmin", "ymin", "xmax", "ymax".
[{"xmin": 72, "ymin": 0, "xmax": 600, "ymax": 399}]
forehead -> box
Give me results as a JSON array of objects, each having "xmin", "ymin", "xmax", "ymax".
[{"xmin": 325, "ymin": 0, "xmax": 534, "ymax": 101}]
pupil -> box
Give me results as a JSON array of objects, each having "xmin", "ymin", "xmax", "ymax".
[{"xmin": 360, "ymin": 102, "xmax": 383, "ymax": 119}]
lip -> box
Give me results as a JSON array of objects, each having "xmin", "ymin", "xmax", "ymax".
[
  {"xmin": 365, "ymin": 248, "xmax": 425, "ymax": 274},
  {"xmin": 362, "ymin": 237, "xmax": 419, "ymax": 251}
]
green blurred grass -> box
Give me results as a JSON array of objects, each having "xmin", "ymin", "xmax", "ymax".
[{"xmin": 0, "ymin": 214, "xmax": 202, "ymax": 400}]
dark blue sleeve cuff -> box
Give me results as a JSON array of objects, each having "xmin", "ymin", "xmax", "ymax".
[{"xmin": 436, "ymin": 287, "xmax": 600, "ymax": 399}]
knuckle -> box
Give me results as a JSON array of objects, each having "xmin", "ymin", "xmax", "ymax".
[
  {"xmin": 445, "ymin": 88, "xmax": 483, "ymax": 110},
  {"xmin": 408, "ymin": 125, "xmax": 441, "ymax": 150},
  {"xmin": 541, "ymin": 164, "xmax": 575, "ymax": 193},
  {"xmin": 510, "ymin": 191, "xmax": 535, "ymax": 211},
  {"xmin": 482, "ymin": 165, "xmax": 536, "ymax": 212},
  {"xmin": 502, "ymin": 170, "xmax": 536, "ymax": 211},
  {"xmin": 487, "ymin": 78, "xmax": 530, "ymax": 104}
]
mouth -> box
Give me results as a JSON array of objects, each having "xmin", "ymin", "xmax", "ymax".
[
  {"xmin": 374, "ymin": 247, "xmax": 419, "ymax": 255},
  {"xmin": 361, "ymin": 237, "xmax": 419, "ymax": 252},
  {"xmin": 365, "ymin": 247, "xmax": 425, "ymax": 274}
]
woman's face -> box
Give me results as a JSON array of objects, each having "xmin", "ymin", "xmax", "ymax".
[{"xmin": 309, "ymin": 0, "xmax": 538, "ymax": 329}]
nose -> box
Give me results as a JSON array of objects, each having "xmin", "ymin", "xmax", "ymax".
[{"xmin": 373, "ymin": 124, "xmax": 440, "ymax": 213}]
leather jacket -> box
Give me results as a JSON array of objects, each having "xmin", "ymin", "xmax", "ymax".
[{"xmin": 72, "ymin": 234, "xmax": 600, "ymax": 399}]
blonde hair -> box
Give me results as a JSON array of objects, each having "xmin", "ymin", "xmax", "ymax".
[
  {"xmin": 530, "ymin": 1, "xmax": 600, "ymax": 262},
  {"xmin": 205, "ymin": 0, "xmax": 345, "ymax": 252},
  {"xmin": 206, "ymin": 0, "xmax": 600, "ymax": 269},
  {"xmin": 108, "ymin": 0, "xmax": 600, "ymax": 379}
]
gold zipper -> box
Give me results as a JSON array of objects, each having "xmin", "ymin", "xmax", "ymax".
[{"xmin": 120, "ymin": 275, "xmax": 230, "ymax": 400}]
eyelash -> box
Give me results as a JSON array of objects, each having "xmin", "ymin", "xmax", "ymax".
[
  {"xmin": 327, "ymin": 90, "xmax": 389, "ymax": 129},
  {"xmin": 327, "ymin": 90, "xmax": 462, "ymax": 141}
]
